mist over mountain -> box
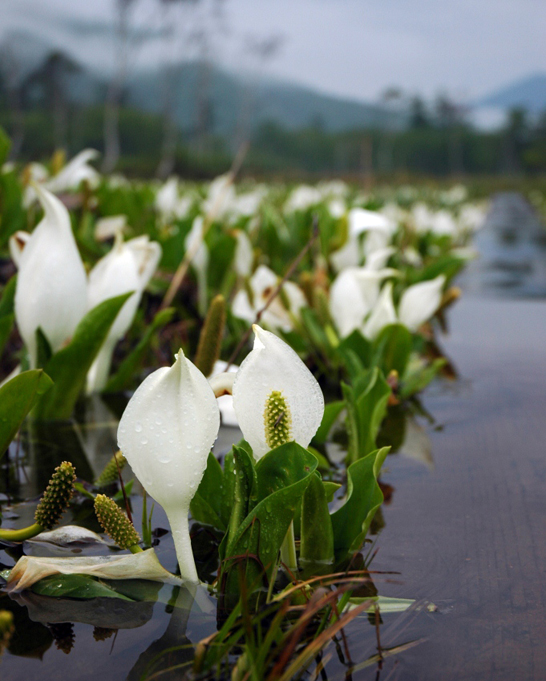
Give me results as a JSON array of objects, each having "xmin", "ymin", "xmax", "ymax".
[
  {"xmin": 477, "ymin": 74, "xmax": 546, "ymax": 113},
  {"xmin": 3, "ymin": 29, "xmax": 545, "ymax": 138}
]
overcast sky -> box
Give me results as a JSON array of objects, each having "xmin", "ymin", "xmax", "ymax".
[{"xmin": 1, "ymin": 0, "xmax": 545, "ymax": 104}]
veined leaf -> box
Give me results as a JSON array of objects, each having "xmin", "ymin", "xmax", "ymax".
[{"xmin": 331, "ymin": 446, "xmax": 389, "ymax": 562}]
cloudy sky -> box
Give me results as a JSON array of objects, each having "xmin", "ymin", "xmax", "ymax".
[{"xmin": 1, "ymin": 0, "xmax": 545, "ymax": 104}]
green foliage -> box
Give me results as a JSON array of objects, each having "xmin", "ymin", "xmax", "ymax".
[
  {"xmin": 331, "ymin": 447, "xmax": 389, "ymax": 562},
  {"xmin": 33, "ymin": 292, "xmax": 132, "ymax": 419},
  {"xmin": 343, "ymin": 367, "xmax": 391, "ymax": 464},
  {"xmin": 190, "ymin": 452, "xmax": 231, "ymax": 531},
  {"xmin": 0, "ymin": 369, "xmax": 53, "ymax": 460},
  {"xmin": 300, "ymin": 472, "xmax": 334, "ymax": 567},
  {"xmin": 103, "ymin": 306, "xmax": 175, "ymax": 393},
  {"xmin": 314, "ymin": 400, "xmax": 345, "ymax": 444},
  {"xmin": 373, "ymin": 323, "xmax": 413, "ymax": 376},
  {"xmin": 0, "ymin": 276, "xmax": 16, "ymax": 358},
  {"xmin": 400, "ymin": 357, "xmax": 446, "ymax": 398},
  {"xmin": 220, "ymin": 442, "xmax": 318, "ymax": 592}
]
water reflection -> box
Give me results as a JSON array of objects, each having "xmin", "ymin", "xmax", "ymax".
[{"xmin": 462, "ymin": 192, "xmax": 546, "ymax": 297}]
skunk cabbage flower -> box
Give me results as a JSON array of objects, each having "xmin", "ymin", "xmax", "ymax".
[
  {"xmin": 11, "ymin": 184, "xmax": 87, "ymax": 366},
  {"xmin": 94, "ymin": 215, "xmax": 127, "ymax": 241},
  {"xmin": 117, "ymin": 349, "xmax": 220, "ymax": 583},
  {"xmin": 330, "ymin": 208, "xmax": 394, "ymax": 271},
  {"xmin": 202, "ymin": 174, "xmax": 236, "ymax": 220},
  {"xmin": 363, "ymin": 282, "xmax": 397, "ymax": 340},
  {"xmin": 233, "ymin": 230, "xmax": 253, "ymax": 278},
  {"xmin": 232, "ymin": 265, "xmax": 306, "ymax": 332},
  {"xmin": 330, "ymin": 267, "xmax": 397, "ymax": 338},
  {"xmin": 45, "ymin": 149, "xmax": 100, "ymax": 194},
  {"xmin": 284, "ymin": 185, "xmax": 322, "ymax": 213},
  {"xmin": 155, "ymin": 177, "xmax": 193, "ymax": 222},
  {"xmin": 363, "ymin": 275, "xmax": 446, "ymax": 339},
  {"xmin": 398, "ymin": 275, "xmax": 445, "ymax": 332},
  {"xmin": 86, "ymin": 233, "xmax": 161, "ymax": 392},
  {"xmin": 232, "ymin": 325, "xmax": 324, "ymax": 460}
]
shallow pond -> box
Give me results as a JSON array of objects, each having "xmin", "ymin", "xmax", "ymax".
[{"xmin": 1, "ymin": 193, "xmax": 545, "ymax": 680}]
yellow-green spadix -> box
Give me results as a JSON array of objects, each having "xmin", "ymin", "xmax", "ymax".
[
  {"xmin": 117, "ymin": 348, "xmax": 220, "ymax": 583},
  {"xmin": 232, "ymin": 325, "xmax": 324, "ymax": 460}
]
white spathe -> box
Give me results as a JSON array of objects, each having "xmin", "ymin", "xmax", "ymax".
[
  {"xmin": 12, "ymin": 184, "xmax": 87, "ymax": 367},
  {"xmin": 232, "ymin": 325, "xmax": 324, "ymax": 460},
  {"xmin": 330, "ymin": 208, "xmax": 394, "ymax": 271},
  {"xmin": 363, "ymin": 282, "xmax": 397, "ymax": 340},
  {"xmin": 362, "ymin": 275, "xmax": 446, "ymax": 339},
  {"xmin": 86, "ymin": 233, "xmax": 161, "ymax": 392},
  {"xmin": 45, "ymin": 149, "xmax": 100, "ymax": 194},
  {"xmin": 233, "ymin": 230, "xmax": 253, "ymax": 278},
  {"xmin": 209, "ymin": 360, "xmax": 238, "ymax": 427},
  {"xmin": 398, "ymin": 275, "xmax": 446, "ymax": 332},
  {"xmin": 232, "ymin": 265, "xmax": 306, "ymax": 333},
  {"xmin": 329, "ymin": 267, "xmax": 397, "ymax": 339},
  {"xmin": 117, "ymin": 349, "xmax": 220, "ymax": 583}
]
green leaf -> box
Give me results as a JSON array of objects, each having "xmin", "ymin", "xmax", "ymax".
[
  {"xmin": 301, "ymin": 307, "xmax": 330, "ymax": 354},
  {"xmin": 323, "ymin": 481, "xmax": 341, "ymax": 502},
  {"xmin": 348, "ymin": 368, "xmax": 391, "ymax": 463},
  {"xmin": 223, "ymin": 445, "xmax": 258, "ymax": 559},
  {"xmin": 0, "ymin": 370, "xmax": 53, "ymax": 459},
  {"xmin": 313, "ymin": 400, "xmax": 345, "ymax": 444},
  {"xmin": 338, "ymin": 330, "xmax": 372, "ymax": 371},
  {"xmin": 35, "ymin": 328, "xmax": 53, "ymax": 369},
  {"xmin": 33, "ymin": 292, "xmax": 132, "ymax": 419},
  {"xmin": 0, "ymin": 275, "xmax": 17, "ymax": 317},
  {"xmin": 300, "ymin": 472, "xmax": 334, "ymax": 566},
  {"xmin": 103, "ymin": 307, "xmax": 175, "ymax": 393},
  {"xmin": 190, "ymin": 452, "xmax": 227, "ymax": 530},
  {"xmin": 222, "ymin": 443, "xmax": 317, "ymax": 589},
  {"xmin": 331, "ymin": 447, "xmax": 389, "ymax": 562},
  {"xmin": 0, "ymin": 314, "xmax": 13, "ymax": 359},
  {"xmin": 400, "ymin": 357, "xmax": 446, "ymax": 398},
  {"xmin": 254, "ymin": 441, "xmax": 317, "ymax": 502},
  {"xmin": 373, "ymin": 324, "xmax": 413, "ymax": 376},
  {"xmin": 31, "ymin": 573, "xmax": 134, "ymax": 601}
]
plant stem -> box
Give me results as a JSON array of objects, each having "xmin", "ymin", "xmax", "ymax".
[
  {"xmin": 0, "ymin": 523, "xmax": 43, "ymax": 542},
  {"xmin": 129, "ymin": 544, "xmax": 143, "ymax": 553},
  {"xmin": 166, "ymin": 506, "xmax": 199, "ymax": 583},
  {"xmin": 280, "ymin": 521, "xmax": 297, "ymax": 573}
]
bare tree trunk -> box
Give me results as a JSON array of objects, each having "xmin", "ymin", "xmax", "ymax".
[{"xmin": 102, "ymin": 0, "xmax": 134, "ymax": 173}]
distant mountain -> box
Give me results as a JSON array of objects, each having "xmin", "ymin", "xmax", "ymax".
[
  {"xmin": 477, "ymin": 73, "xmax": 546, "ymax": 113},
  {"xmin": 1, "ymin": 28, "xmax": 405, "ymax": 134},
  {"xmin": 127, "ymin": 63, "xmax": 405, "ymax": 135}
]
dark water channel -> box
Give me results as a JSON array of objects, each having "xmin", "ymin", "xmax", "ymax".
[{"xmin": 1, "ymin": 193, "xmax": 546, "ymax": 680}]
